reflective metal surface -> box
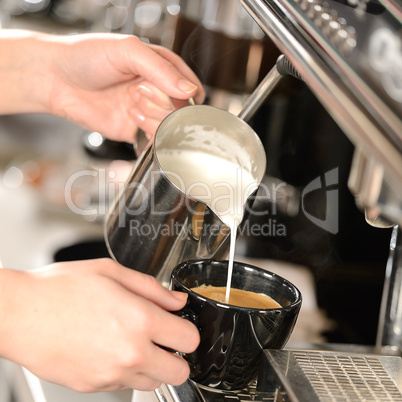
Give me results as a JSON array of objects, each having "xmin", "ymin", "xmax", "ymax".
[
  {"xmin": 105, "ymin": 105, "xmax": 266, "ymax": 286},
  {"xmin": 238, "ymin": 54, "xmax": 302, "ymax": 122},
  {"xmin": 156, "ymin": 348, "xmax": 402, "ymax": 401},
  {"xmin": 377, "ymin": 226, "xmax": 402, "ymax": 354},
  {"xmin": 260, "ymin": 349, "xmax": 402, "ymax": 401},
  {"xmin": 242, "ymin": 0, "xmax": 402, "ymax": 358},
  {"xmin": 241, "ymin": 0, "xmax": 402, "ymax": 227},
  {"xmin": 156, "ymin": 378, "xmax": 288, "ymax": 402}
]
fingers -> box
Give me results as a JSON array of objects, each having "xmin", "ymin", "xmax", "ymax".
[
  {"xmin": 120, "ymin": 310, "xmax": 196, "ymax": 388},
  {"xmin": 151, "ymin": 311, "xmax": 200, "ymax": 354},
  {"xmin": 119, "ymin": 348, "xmax": 190, "ymax": 390},
  {"xmin": 122, "ymin": 38, "xmax": 205, "ymax": 138},
  {"xmin": 147, "ymin": 44, "xmax": 206, "ymax": 105},
  {"xmin": 128, "ymin": 293, "xmax": 200, "ymax": 359},
  {"xmin": 101, "ymin": 260, "xmax": 200, "ymax": 350},
  {"xmin": 124, "ymin": 37, "xmax": 205, "ymax": 104},
  {"xmin": 171, "ymin": 98, "xmax": 194, "ymax": 110},
  {"xmin": 128, "ymin": 80, "xmax": 197, "ymax": 138},
  {"xmin": 132, "ymin": 81, "xmax": 194, "ymax": 114},
  {"xmin": 96, "ymin": 259, "xmax": 188, "ymax": 312},
  {"xmin": 123, "ymin": 374, "xmax": 161, "ymax": 392},
  {"xmin": 140, "ymin": 348, "xmax": 191, "ymax": 387},
  {"xmin": 129, "ymin": 109, "xmax": 166, "ymax": 139},
  {"xmin": 128, "ymin": 81, "xmax": 173, "ymax": 136},
  {"xmin": 114, "ymin": 287, "xmax": 199, "ymax": 388},
  {"xmin": 135, "ymin": 82, "xmax": 173, "ymax": 111}
]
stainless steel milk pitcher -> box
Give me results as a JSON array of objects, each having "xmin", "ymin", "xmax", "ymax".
[{"xmin": 105, "ymin": 105, "xmax": 266, "ymax": 286}]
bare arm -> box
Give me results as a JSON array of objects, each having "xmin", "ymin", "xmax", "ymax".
[{"xmin": 0, "ymin": 30, "xmax": 205, "ymax": 141}]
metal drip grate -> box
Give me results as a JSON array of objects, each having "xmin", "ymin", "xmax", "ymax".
[
  {"xmin": 196, "ymin": 380, "xmax": 288, "ymax": 401},
  {"xmin": 157, "ymin": 349, "xmax": 402, "ymax": 401},
  {"xmin": 292, "ymin": 351, "xmax": 402, "ymax": 401},
  {"xmin": 158, "ymin": 377, "xmax": 289, "ymax": 401}
]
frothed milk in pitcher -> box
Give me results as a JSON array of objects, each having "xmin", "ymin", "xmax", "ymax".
[
  {"xmin": 105, "ymin": 105, "xmax": 266, "ymax": 290},
  {"xmin": 157, "ymin": 131, "xmax": 259, "ymax": 302}
]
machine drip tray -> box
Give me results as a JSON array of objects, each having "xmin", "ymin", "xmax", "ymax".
[
  {"xmin": 156, "ymin": 349, "xmax": 402, "ymax": 401},
  {"xmin": 259, "ymin": 349, "xmax": 402, "ymax": 401}
]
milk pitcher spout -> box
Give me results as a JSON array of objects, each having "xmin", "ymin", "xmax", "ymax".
[{"xmin": 105, "ymin": 105, "xmax": 266, "ymax": 286}]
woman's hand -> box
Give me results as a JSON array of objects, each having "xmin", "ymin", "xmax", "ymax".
[
  {"xmin": 0, "ymin": 259, "xmax": 199, "ymax": 392},
  {"xmin": 0, "ymin": 30, "xmax": 205, "ymax": 142},
  {"xmin": 48, "ymin": 33, "xmax": 205, "ymax": 142}
]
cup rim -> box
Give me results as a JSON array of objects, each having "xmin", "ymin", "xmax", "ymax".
[{"xmin": 171, "ymin": 259, "xmax": 302, "ymax": 312}]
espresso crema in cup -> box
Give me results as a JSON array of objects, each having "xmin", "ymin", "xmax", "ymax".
[{"xmin": 191, "ymin": 285, "xmax": 281, "ymax": 309}]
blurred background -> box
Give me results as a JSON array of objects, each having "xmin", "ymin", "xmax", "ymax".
[
  {"xmin": 0, "ymin": 0, "xmax": 394, "ymax": 356},
  {"xmin": 0, "ymin": 1, "xmax": 396, "ymax": 401}
]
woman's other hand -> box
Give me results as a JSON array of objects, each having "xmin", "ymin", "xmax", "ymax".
[{"xmin": 0, "ymin": 259, "xmax": 199, "ymax": 392}]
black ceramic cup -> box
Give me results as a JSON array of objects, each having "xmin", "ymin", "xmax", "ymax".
[{"xmin": 170, "ymin": 259, "xmax": 302, "ymax": 391}]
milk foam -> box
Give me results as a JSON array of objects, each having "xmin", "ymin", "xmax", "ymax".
[
  {"xmin": 157, "ymin": 150, "xmax": 258, "ymax": 227},
  {"xmin": 157, "ymin": 149, "xmax": 258, "ymax": 303}
]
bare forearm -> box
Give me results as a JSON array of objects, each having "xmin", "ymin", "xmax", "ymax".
[
  {"xmin": 0, "ymin": 268, "xmax": 21, "ymax": 362},
  {"xmin": 0, "ymin": 30, "xmax": 56, "ymax": 115}
]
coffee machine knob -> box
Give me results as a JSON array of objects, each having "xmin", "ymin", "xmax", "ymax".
[
  {"xmin": 321, "ymin": 11, "xmax": 339, "ymax": 36},
  {"xmin": 327, "ymin": 19, "xmax": 342, "ymax": 40},
  {"xmin": 343, "ymin": 26, "xmax": 357, "ymax": 55}
]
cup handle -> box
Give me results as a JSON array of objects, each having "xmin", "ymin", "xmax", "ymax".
[{"xmin": 176, "ymin": 307, "xmax": 198, "ymax": 327}]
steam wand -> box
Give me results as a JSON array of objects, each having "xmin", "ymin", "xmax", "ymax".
[
  {"xmin": 134, "ymin": 55, "xmax": 301, "ymax": 157},
  {"xmin": 239, "ymin": 54, "xmax": 303, "ymax": 122},
  {"xmin": 238, "ymin": 55, "xmax": 304, "ymax": 218}
]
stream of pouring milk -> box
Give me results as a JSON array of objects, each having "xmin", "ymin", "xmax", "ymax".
[{"xmin": 158, "ymin": 150, "xmax": 258, "ymax": 303}]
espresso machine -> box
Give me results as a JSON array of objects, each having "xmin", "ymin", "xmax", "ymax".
[{"xmin": 143, "ymin": 0, "xmax": 402, "ymax": 400}]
